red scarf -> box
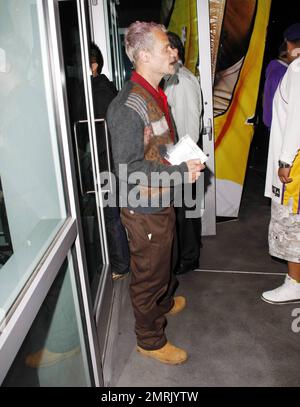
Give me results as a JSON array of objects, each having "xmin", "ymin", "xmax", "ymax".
[{"xmin": 131, "ymin": 71, "xmax": 174, "ymax": 141}]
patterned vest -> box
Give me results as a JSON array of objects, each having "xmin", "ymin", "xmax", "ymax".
[{"xmin": 125, "ymin": 83, "xmax": 176, "ymax": 202}]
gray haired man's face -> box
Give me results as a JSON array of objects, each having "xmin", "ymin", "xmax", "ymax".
[{"xmin": 147, "ymin": 29, "xmax": 177, "ymax": 77}]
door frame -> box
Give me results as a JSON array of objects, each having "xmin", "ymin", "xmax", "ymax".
[
  {"xmin": 46, "ymin": 0, "xmax": 106, "ymax": 386},
  {"xmin": 196, "ymin": 0, "xmax": 216, "ymax": 236},
  {"xmin": 76, "ymin": 0, "xmax": 115, "ymax": 368}
]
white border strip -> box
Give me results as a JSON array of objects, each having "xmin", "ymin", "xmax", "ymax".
[{"xmin": 195, "ymin": 268, "xmax": 286, "ymax": 276}]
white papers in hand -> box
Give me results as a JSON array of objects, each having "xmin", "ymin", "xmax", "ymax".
[{"xmin": 164, "ymin": 135, "xmax": 208, "ymax": 165}]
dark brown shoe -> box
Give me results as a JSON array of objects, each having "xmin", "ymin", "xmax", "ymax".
[{"xmin": 174, "ymin": 260, "xmax": 199, "ymax": 275}]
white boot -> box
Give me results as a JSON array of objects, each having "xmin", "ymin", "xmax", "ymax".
[{"xmin": 261, "ymin": 275, "xmax": 300, "ymax": 304}]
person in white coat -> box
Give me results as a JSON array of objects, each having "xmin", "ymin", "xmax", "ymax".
[
  {"xmin": 164, "ymin": 32, "xmax": 203, "ymax": 275},
  {"xmin": 262, "ymin": 23, "xmax": 300, "ymax": 304}
]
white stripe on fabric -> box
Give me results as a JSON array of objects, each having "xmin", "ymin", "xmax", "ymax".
[{"xmin": 125, "ymin": 93, "xmax": 149, "ymax": 125}]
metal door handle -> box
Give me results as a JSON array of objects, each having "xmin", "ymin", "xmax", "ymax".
[
  {"xmin": 74, "ymin": 119, "xmax": 113, "ymax": 196},
  {"xmin": 94, "ymin": 118, "xmax": 113, "ymax": 194},
  {"xmin": 203, "ymin": 118, "xmax": 212, "ymax": 141}
]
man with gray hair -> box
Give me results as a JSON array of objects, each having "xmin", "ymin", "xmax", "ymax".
[{"xmin": 107, "ymin": 21, "xmax": 204, "ymax": 364}]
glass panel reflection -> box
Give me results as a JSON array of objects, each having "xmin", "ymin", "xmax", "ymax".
[
  {"xmin": 0, "ymin": 0, "xmax": 67, "ymax": 317},
  {"xmin": 2, "ymin": 256, "xmax": 91, "ymax": 387}
]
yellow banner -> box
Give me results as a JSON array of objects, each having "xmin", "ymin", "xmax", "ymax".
[
  {"xmin": 214, "ymin": 0, "xmax": 271, "ymax": 215},
  {"xmin": 167, "ymin": 0, "xmax": 198, "ymax": 74},
  {"xmin": 167, "ymin": 0, "xmax": 271, "ymax": 216}
]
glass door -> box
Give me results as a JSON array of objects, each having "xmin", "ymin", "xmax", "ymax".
[
  {"xmin": 0, "ymin": 0, "xmax": 92, "ymax": 385},
  {"xmin": 54, "ymin": 0, "xmax": 114, "ymax": 362}
]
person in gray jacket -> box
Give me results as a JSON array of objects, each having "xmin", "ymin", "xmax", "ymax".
[
  {"xmin": 107, "ymin": 21, "xmax": 204, "ymax": 365},
  {"xmin": 164, "ymin": 31, "xmax": 203, "ymax": 275}
]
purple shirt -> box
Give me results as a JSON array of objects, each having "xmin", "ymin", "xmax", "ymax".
[{"xmin": 263, "ymin": 59, "xmax": 288, "ymax": 128}]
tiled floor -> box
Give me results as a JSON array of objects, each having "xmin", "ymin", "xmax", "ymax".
[
  {"xmin": 114, "ymin": 272, "xmax": 300, "ymax": 387},
  {"xmin": 111, "ymin": 167, "xmax": 300, "ymax": 387}
]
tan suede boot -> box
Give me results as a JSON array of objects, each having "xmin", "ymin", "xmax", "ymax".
[
  {"xmin": 137, "ymin": 341, "xmax": 188, "ymax": 365},
  {"xmin": 25, "ymin": 347, "xmax": 80, "ymax": 368},
  {"xmin": 165, "ymin": 296, "xmax": 186, "ymax": 316}
]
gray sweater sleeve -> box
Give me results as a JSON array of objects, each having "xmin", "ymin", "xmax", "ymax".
[{"xmin": 107, "ymin": 103, "xmax": 188, "ymax": 187}]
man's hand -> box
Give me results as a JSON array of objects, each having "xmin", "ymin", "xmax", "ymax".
[
  {"xmin": 186, "ymin": 159, "xmax": 205, "ymax": 183},
  {"xmin": 278, "ymin": 167, "xmax": 293, "ymax": 184}
]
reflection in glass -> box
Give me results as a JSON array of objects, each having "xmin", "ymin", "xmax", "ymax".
[
  {"xmin": 0, "ymin": 1, "xmax": 66, "ymax": 317},
  {"xmin": 2, "ymin": 256, "xmax": 91, "ymax": 387}
]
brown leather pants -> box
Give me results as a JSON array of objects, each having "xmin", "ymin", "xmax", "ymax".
[{"xmin": 121, "ymin": 206, "xmax": 178, "ymax": 350}]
